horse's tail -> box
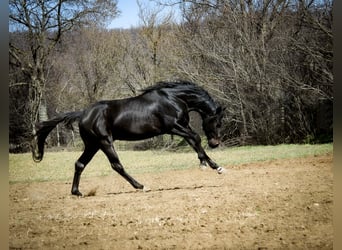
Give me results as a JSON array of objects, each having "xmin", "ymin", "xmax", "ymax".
[{"xmin": 31, "ymin": 111, "xmax": 83, "ymax": 162}]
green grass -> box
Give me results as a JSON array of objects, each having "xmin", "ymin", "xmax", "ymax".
[{"xmin": 9, "ymin": 144, "xmax": 332, "ymax": 183}]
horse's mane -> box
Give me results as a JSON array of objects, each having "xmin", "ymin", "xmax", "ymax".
[
  {"xmin": 141, "ymin": 80, "xmax": 219, "ymax": 114},
  {"xmin": 142, "ymin": 80, "xmax": 211, "ymax": 99},
  {"xmin": 141, "ymin": 80, "xmax": 197, "ymax": 92}
]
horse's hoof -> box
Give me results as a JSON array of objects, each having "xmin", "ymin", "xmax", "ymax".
[
  {"xmin": 217, "ymin": 167, "xmax": 226, "ymax": 174},
  {"xmin": 199, "ymin": 161, "xmax": 208, "ymax": 171},
  {"xmin": 72, "ymin": 190, "xmax": 83, "ymax": 196},
  {"xmin": 143, "ymin": 186, "xmax": 151, "ymax": 192},
  {"xmin": 135, "ymin": 184, "xmax": 144, "ymax": 190}
]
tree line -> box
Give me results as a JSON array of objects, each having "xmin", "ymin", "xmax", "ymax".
[{"xmin": 9, "ymin": 0, "xmax": 333, "ymax": 152}]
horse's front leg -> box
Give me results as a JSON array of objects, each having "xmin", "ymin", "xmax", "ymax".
[{"xmin": 171, "ymin": 125, "xmax": 224, "ymax": 174}]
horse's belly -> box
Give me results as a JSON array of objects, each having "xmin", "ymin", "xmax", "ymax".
[{"xmin": 112, "ymin": 123, "xmax": 163, "ymax": 141}]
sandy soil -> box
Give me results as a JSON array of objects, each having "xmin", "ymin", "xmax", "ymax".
[{"xmin": 9, "ymin": 153, "xmax": 333, "ymax": 249}]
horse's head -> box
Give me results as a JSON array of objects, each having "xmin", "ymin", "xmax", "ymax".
[{"xmin": 202, "ymin": 106, "xmax": 224, "ymax": 148}]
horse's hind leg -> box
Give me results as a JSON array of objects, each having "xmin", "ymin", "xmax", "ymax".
[
  {"xmin": 71, "ymin": 145, "xmax": 99, "ymax": 196},
  {"xmin": 100, "ymin": 139, "xmax": 144, "ymax": 190}
]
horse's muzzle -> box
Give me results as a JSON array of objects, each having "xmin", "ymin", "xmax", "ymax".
[{"xmin": 208, "ymin": 138, "xmax": 220, "ymax": 148}]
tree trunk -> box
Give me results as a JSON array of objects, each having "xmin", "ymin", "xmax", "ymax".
[{"xmin": 29, "ymin": 76, "xmax": 45, "ymax": 135}]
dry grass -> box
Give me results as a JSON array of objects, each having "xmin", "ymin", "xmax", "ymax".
[{"xmin": 9, "ymin": 143, "xmax": 332, "ymax": 183}]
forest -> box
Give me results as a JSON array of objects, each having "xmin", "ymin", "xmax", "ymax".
[{"xmin": 9, "ymin": 0, "xmax": 333, "ymax": 152}]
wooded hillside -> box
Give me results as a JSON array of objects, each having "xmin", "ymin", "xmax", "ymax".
[{"xmin": 9, "ymin": 0, "xmax": 333, "ymax": 152}]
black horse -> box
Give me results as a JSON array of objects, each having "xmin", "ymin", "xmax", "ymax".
[{"xmin": 32, "ymin": 81, "xmax": 225, "ymax": 196}]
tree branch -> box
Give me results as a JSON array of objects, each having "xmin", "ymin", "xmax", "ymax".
[{"xmin": 9, "ymin": 82, "xmax": 29, "ymax": 88}]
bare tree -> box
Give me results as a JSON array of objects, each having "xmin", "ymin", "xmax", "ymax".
[
  {"xmin": 138, "ymin": 0, "xmax": 175, "ymax": 83},
  {"xmin": 156, "ymin": 0, "xmax": 332, "ymax": 144},
  {"xmin": 10, "ymin": 0, "xmax": 332, "ymax": 149},
  {"xmin": 9, "ymin": 0, "xmax": 118, "ymax": 135}
]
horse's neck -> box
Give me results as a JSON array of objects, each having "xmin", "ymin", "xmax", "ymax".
[{"xmin": 175, "ymin": 91, "xmax": 215, "ymax": 117}]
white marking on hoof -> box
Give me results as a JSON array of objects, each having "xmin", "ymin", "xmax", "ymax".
[
  {"xmin": 217, "ymin": 167, "xmax": 226, "ymax": 174},
  {"xmin": 143, "ymin": 186, "xmax": 151, "ymax": 192}
]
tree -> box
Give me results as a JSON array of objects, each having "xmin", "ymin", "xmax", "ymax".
[
  {"xmin": 9, "ymin": 0, "xmax": 118, "ymax": 136},
  {"xmin": 9, "ymin": 0, "xmax": 332, "ymax": 149},
  {"xmin": 138, "ymin": 0, "xmax": 174, "ymax": 83},
  {"xmin": 156, "ymin": 0, "xmax": 333, "ymax": 144}
]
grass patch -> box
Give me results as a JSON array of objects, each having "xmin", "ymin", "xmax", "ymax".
[{"xmin": 9, "ymin": 143, "xmax": 332, "ymax": 183}]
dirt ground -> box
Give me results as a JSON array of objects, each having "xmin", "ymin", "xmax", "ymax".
[{"xmin": 9, "ymin": 153, "xmax": 333, "ymax": 249}]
